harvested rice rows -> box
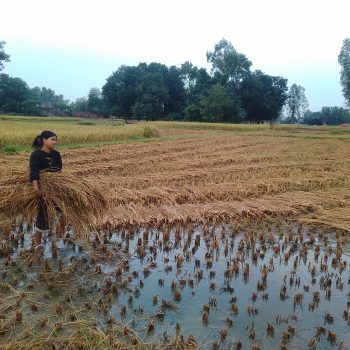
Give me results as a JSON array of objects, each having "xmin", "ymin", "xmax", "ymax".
[{"xmin": 2, "ymin": 134, "xmax": 350, "ymax": 231}]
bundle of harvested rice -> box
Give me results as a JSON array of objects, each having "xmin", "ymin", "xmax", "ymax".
[{"xmin": 0, "ymin": 170, "xmax": 110, "ymax": 240}]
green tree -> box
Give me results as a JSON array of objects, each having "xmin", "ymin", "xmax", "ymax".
[
  {"xmin": 28, "ymin": 86, "xmax": 69, "ymax": 114},
  {"xmin": 0, "ymin": 71, "xmax": 68, "ymax": 115},
  {"xmin": 320, "ymin": 106, "xmax": 350, "ymax": 125},
  {"xmin": 102, "ymin": 65, "xmax": 139, "ymax": 120},
  {"xmin": 240, "ymin": 70, "xmax": 288, "ymax": 123},
  {"xmin": 87, "ymin": 87, "xmax": 103, "ymax": 115},
  {"xmin": 180, "ymin": 61, "xmax": 199, "ymax": 106},
  {"xmin": 0, "ymin": 74, "xmax": 30, "ymax": 113},
  {"xmin": 206, "ymin": 38, "xmax": 252, "ymax": 91},
  {"xmin": 180, "ymin": 61, "xmax": 198, "ymax": 91},
  {"xmin": 71, "ymin": 97, "xmax": 88, "ymax": 112},
  {"xmin": 51, "ymin": 93, "xmax": 69, "ymax": 113},
  {"xmin": 0, "ymin": 41, "xmax": 10, "ymax": 72},
  {"xmin": 40, "ymin": 87, "xmax": 56, "ymax": 106},
  {"xmin": 184, "ymin": 68, "xmax": 213, "ymax": 121},
  {"xmin": 103, "ymin": 63, "xmax": 185, "ymax": 121},
  {"xmin": 302, "ymin": 107, "xmax": 350, "ymax": 125},
  {"xmin": 132, "ymin": 63, "xmax": 169, "ymax": 120},
  {"xmin": 302, "ymin": 110, "xmax": 323, "ymax": 125},
  {"xmin": 164, "ymin": 66, "xmax": 186, "ymax": 117},
  {"xmin": 199, "ymin": 84, "xmax": 241, "ymax": 122},
  {"xmin": 29, "ymin": 86, "xmax": 42, "ymax": 101},
  {"xmin": 285, "ymin": 84, "xmax": 308, "ymax": 123},
  {"xmin": 338, "ymin": 38, "xmax": 350, "ymax": 107}
]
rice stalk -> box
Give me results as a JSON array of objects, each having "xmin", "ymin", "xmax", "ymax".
[{"xmin": 0, "ymin": 170, "xmax": 110, "ymax": 242}]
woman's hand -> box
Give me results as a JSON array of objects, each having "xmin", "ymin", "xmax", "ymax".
[
  {"xmin": 32, "ymin": 180, "xmax": 42, "ymax": 198},
  {"xmin": 34, "ymin": 188, "xmax": 43, "ymax": 198}
]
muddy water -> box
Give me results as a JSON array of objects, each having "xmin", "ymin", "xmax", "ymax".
[
  {"xmin": 106, "ymin": 224, "xmax": 350, "ymax": 349},
  {"xmin": 2, "ymin": 221, "xmax": 350, "ymax": 349}
]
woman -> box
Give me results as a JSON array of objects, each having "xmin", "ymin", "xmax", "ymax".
[{"xmin": 30, "ymin": 130, "xmax": 66, "ymax": 250}]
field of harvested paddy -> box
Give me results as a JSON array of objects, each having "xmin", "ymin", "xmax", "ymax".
[
  {"xmin": 4, "ymin": 131, "xmax": 349, "ymax": 231},
  {"xmin": 1, "ymin": 125, "xmax": 350, "ymax": 349}
]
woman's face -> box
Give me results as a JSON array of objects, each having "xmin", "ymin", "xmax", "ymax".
[{"xmin": 43, "ymin": 136, "xmax": 58, "ymax": 150}]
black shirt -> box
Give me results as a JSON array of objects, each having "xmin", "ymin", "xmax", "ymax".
[{"xmin": 29, "ymin": 149, "xmax": 62, "ymax": 182}]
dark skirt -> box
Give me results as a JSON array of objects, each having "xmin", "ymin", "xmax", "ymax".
[
  {"xmin": 36, "ymin": 201, "xmax": 62, "ymax": 230},
  {"xmin": 36, "ymin": 200, "xmax": 49, "ymax": 230}
]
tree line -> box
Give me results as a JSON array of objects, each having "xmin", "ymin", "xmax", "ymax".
[
  {"xmin": 302, "ymin": 106, "xmax": 350, "ymax": 125},
  {"xmin": 1, "ymin": 38, "xmax": 350, "ymax": 124},
  {"xmin": 71, "ymin": 40, "xmax": 291, "ymax": 124},
  {"xmin": 0, "ymin": 41, "xmax": 69, "ymax": 116},
  {"xmin": 95, "ymin": 39, "xmax": 290, "ymax": 124}
]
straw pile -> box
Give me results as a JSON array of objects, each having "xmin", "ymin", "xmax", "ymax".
[{"xmin": 0, "ymin": 170, "xmax": 110, "ymax": 240}]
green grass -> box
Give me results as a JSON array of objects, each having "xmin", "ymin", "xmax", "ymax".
[
  {"xmin": 0, "ymin": 145, "xmax": 21, "ymax": 154},
  {"xmin": 77, "ymin": 121, "xmax": 96, "ymax": 126},
  {"xmin": 1, "ymin": 115, "xmax": 349, "ymax": 154},
  {"xmin": 0, "ymin": 115, "xmax": 160, "ymax": 153},
  {"xmin": 0, "ymin": 115, "xmax": 81, "ymax": 122}
]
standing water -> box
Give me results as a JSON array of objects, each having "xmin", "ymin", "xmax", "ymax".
[
  {"xmin": 107, "ymin": 222, "xmax": 350, "ymax": 349},
  {"xmin": 2, "ymin": 220, "xmax": 350, "ymax": 349}
]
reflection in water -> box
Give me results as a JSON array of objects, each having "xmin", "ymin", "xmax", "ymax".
[
  {"xmin": 2, "ymin": 220, "xmax": 350, "ymax": 349},
  {"xmin": 107, "ymin": 222, "xmax": 350, "ymax": 349}
]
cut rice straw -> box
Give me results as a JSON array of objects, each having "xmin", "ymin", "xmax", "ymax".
[{"xmin": 0, "ymin": 170, "xmax": 110, "ymax": 243}]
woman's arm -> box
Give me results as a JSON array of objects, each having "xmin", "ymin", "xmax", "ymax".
[
  {"xmin": 30, "ymin": 151, "xmax": 42, "ymax": 197},
  {"xmin": 58, "ymin": 152, "xmax": 62, "ymax": 170},
  {"xmin": 32, "ymin": 179, "xmax": 42, "ymax": 198}
]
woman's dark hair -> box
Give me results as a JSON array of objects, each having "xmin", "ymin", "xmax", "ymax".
[{"xmin": 32, "ymin": 131, "xmax": 57, "ymax": 149}]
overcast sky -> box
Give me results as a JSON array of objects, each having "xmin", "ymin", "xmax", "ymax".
[{"xmin": 1, "ymin": 0, "xmax": 349, "ymax": 110}]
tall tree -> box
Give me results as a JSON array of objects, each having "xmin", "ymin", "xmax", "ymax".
[
  {"xmin": 180, "ymin": 61, "xmax": 198, "ymax": 91},
  {"xmin": 29, "ymin": 86, "xmax": 68, "ymax": 109},
  {"xmin": 40, "ymin": 87, "xmax": 58, "ymax": 106},
  {"xmin": 0, "ymin": 74, "xmax": 30, "ymax": 112},
  {"xmin": 320, "ymin": 106, "xmax": 350, "ymax": 125},
  {"xmin": 338, "ymin": 38, "xmax": 350, "ymax": 107},
  {"xmin": 240, "ymin": 70, "xmax": 288, "ymax": 123},
  {"xmin": 206, "ymin": 38, "xmax": 252, "ymax": 91},
  {"xmin": 199, "ymin": 84, "xmax": 241, "ymax": 123},
  {"xmin": 180, "ymin": 61, "xmax": 199, "ymax": 107},
  {"xmin": 164, "ymin": 65, "xmax": 186, "ymax": 116},
  {"xmin": 87, "ymin": 87, "xmax": 103, "ymax": 114},
  {"xmin": 303, "ymin": 110, "xmax": 323, "ymax": 125},
  {"xmin": 103, "ymin": 63, "xmax": 185, "ymax": 120},
  {"xmin": 184, "ymin": 68, "xmax": 213, "ymax": 121},
  {"xmin": 303, "ymin": 107, "xmax": 350, "ymax": 125},
  {"xmin": 0, "ymin": 41, "xmax": 10, "ymax": 72},
  {"xmin": 102, "ymin": 65, "xmax": 139, "ymax": 119},
  {"xmin": 71, "ymin": 97, "xmax": 88, "ymax": 112},
  {"xmin": 285, "ymin": 84, "xmax": 308, "ymax": 123},
  {"xmin": 132, "ymin": 63, "xmax": 169, "ymax": 120}
]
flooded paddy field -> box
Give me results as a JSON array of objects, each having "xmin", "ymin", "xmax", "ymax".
[
  {"xmin": 1, "ymin": 220, "xmax": 350, "ymax": 349},
  {"xmin": 2, "ymin": 121, "xmax": 350, "ymax": 350}
]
